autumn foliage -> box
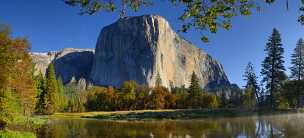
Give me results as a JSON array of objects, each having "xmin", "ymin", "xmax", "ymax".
[{"xmin": 0, "ymin": 25, "xmax": 37, "ymax": 122}]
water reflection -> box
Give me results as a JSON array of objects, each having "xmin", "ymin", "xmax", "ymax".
[{"xmin": 37, "ymin": 113, "xmax": 304, "ymax": 138}]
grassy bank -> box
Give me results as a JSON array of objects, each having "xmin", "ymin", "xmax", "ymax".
[
  {"xmin": 9, "ymin": 116, "xmax": 47, "ymax": 127},
  {"xmin": 0, "ymin": 116, "xmax": 47, "ymax": 138},
  {"xmin": 0, "ymin": 130, "xmax": 36, "ymax": 138},
  {"xmin": 47, "ymin": 109, "xmax": 178, "ymax": 119},
  {"xmin": 46, "ymin": 108, "xmax": 304, "ymax": 121}
]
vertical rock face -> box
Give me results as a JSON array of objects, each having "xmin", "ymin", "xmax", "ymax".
[
  {"xmin": 31, "ymin": 15, "xmax": 232, "ymax": 90},
  {"xmin": 53, "ymin": 48, "xmax": 94, "ymax": 84},
  {"xmin": 31, "ymin": 48, "xmax": 94, "ymax": 84},
  {"xmin": 90, "ymin": 15, "xmax": 230, "ymax": 88},
  {"xmin": 31, "ymin": 51, "xmax": 57, "ymax": 75}
]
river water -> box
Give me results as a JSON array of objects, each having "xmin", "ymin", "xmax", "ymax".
[{"xmin": 36, "ymin": 113, "xmax": 304, "ymax": 138}]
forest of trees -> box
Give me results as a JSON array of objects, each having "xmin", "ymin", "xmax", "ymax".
[
  {"xmin": 0, "ymin": 26, "xmax": 37, "ymax": 122},
  {"xmin": 242, "ymin": 28, "xmax": 304, "ymax": 110},
  {"xmin": 35, "ymin": 71, "xmax": 220, "ymax": 113},
  {"xmin": 2, "ymin": 25, "xmax": 304, "ymax": 125}
]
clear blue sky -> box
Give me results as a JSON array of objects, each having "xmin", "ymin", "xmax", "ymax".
[{"xmin": 1, "ymin": 0, "xmax": 303, "ymax": 87}]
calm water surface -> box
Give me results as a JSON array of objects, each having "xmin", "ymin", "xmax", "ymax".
[{"xmin": 37, "ymin": 113, "xmax": 304, "ymax": 138}]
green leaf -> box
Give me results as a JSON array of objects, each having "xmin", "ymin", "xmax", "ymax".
[{"xmin": 201, "ymin": 36, "xmax": 209, "ymax": 43}]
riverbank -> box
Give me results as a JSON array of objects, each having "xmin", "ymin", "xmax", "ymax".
[
  {"xmin": 0, "ymin": 116, "xmax": 47, "ymax": 138},
  {"xmin": 46, "ymin": 108, "xmax": 304, "ymax": 121}
]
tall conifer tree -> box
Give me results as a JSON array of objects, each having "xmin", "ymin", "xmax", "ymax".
[
  {"xmin": 290, "ymin": 38, "xmax": 304, "ymax": 80},
  {"xmin": 288, "ymin": 38, "xmax": 304, "ymax": 107},
  {"xmin": 187, "ymin": 72, "xmax": 202, "ymax": 107},
  {"xmin": 155, "ymin": 72, "xmax": 162, "ymax": 87},
  {"xmin": 243, "ymin": 62, "xmax": 259, "ymax": 103},
  {"xmin": 35, "ymin": 72, "xmax": 46, "ymax": 113},
  {"xmin": 43, "ymin": 63, "xmax": 58, "ymax": 114},
  {"xmin": 188, "ymin": 72, "xmax": 202, "ymax": 96},
  {"xmin": 261, "ymin": 28, "xmax": 285, "ymax": 109},
  {"xmin": 56, "ymin": 77, "xmax": 67, "ymax": 112}
]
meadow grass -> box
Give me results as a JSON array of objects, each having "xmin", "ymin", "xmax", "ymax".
[
  {"xmin": 47, "ymin": 108, "xmax": 304, "ymax": 121},
  {"xmin": 0, "ymin": 130, "xmax": 36, "ymax": 138},
  {"xmin": 46, "ymin": 109, "xmax": 254, "ymax": 121},
  {"xmin": 1, "ymin": 116, "xmax": 47, "ymax": 138},
  {"xmin": 11, "ymin": 116, "xmax": 47, "ymax": 127}
]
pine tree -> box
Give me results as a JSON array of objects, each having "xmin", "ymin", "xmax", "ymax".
[
  {"xmin": 43, "ymin": 63, "xmax": 58, "ymax": 114},
  {"xmin": 243, "ymin": 62, "xmax": 259, "ymax": 103},
  {"xmin": 261, "ymin": 28, "xmax": 285, "ymax": 109},
  {"xmin": 187, "ymin": 72, "xmax": 202, "ymax": 107},
  {"xmin": 57, "ymin": 77, "xmax": 67, "ymax": 112},
  {"xmin": 155, "ymin": 72, "xmax": 162, "ymax": 87},
  {"xmin": 290, "ymin": 38, "xmax": 304, "ymax": 81},
  {"xmin": 35, "ymin": 72, "xmax": 46, "ymax": 113},
  {"xmin": 188, "ymin": 72, "xmax": 202, "ymax": 96},
  {"xmin": 288, "ymin": 38, "xmax": 304, "ymax": 107}
]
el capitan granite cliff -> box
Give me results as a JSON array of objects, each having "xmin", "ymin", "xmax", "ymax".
[
  {"xmin": 32, "ymin": 15, "xmax": 231, "ymax": 91},
  {"xmin": 91, "ymin": 15, "xmax": 230, "ymax": 89}
]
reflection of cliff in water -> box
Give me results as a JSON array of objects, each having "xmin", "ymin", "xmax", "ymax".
[{"xmin": 37, "ymin": 114, "xmax": 304, "ymax": 138}]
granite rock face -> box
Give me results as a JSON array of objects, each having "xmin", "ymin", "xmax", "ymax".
[
  {"xmin": 31, "ymin": 48, "xmax": 94, "ymax": 84},
  {"xmin": 53, "ymin": 48, "xmax": 94, "ymax": 84},
  {"xmin": 32, "ymin": 15, "xmax": 231, "ymax": 90},
  {"xmin": 90, "ymin": 15, "xmax": 230, "ymax": 88},
  {"xmin": 31, "ymin": 51, "xmax": 57, "ymax": 76}
]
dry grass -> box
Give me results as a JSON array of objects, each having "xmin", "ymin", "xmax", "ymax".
[
  {"xmin": 47, "ymin": 109, "xmax": 179, "ymax": 119},
  {"xmin": 43, "ymin": 108, "xmax": 304, "ymax": 121}
]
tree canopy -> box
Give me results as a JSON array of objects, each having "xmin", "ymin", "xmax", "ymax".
[{"xmin": 0, "ymin": 25, "xmax": 37, "ymax": 121}]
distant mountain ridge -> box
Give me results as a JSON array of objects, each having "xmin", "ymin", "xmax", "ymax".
[
  {"xmin": 31, "ymin": 15, "xmax": 232, "ymax": 92},
  {"xmin": 31, "ymin": 48, "xmax": 94, "ymax": 83}
]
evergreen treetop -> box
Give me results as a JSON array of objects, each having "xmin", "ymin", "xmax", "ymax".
[{"xmin": 244, "ymin": 62, "xmax": 258, "ymax": 88}]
